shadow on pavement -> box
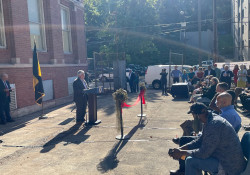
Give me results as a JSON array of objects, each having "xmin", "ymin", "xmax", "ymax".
[
  {"xmin": 0, "ymin": 102, "xmax": 73, "ymax": 136},
  {"xmin": 171, "ymin": 97, "xmax": 189, "ymax": 102},
  {"xmin": 40, "ymin": 123, "xmax": 91, "ymax": 153},
  {"xmin": 96, "ymin": 116, "xmax": 147, "ymax": 173}
]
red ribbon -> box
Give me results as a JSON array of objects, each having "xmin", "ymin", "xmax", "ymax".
[{"xmin": 121, "ymin": 90, "xmax": 145, "ymax": 109}]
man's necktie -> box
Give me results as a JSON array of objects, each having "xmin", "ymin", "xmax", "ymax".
[{"xmin": 4, "ymin": 82, "xmax": 9, "ymax": 97}]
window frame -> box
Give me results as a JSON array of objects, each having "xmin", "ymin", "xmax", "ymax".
[
  {"xmin": 0, "ymin": 0, "xmax": 6, "ymax": 48},
  {"xmin": 27, "ymin": 0, "xmax": 47, "ymax": 51},
  {"xmin": 60, "ymin": 5, "xmax": 72, "ymax": 54}
]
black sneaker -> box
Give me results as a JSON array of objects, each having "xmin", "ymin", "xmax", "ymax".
[
  {"xmin": 170, "ymin": 169, "xmax": 185, "ymax": 175},
  {"xmin": 172, "ymin": 137, "xmax": 180, "ymax": 145}
]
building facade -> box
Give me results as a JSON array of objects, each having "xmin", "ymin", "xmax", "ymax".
[
  {"xmin": 0, "ymin": 0, "xmax": 87, "ymax": 117},
  {"xmin": 232, "ymin": 0, "xmax": 250, "ymax": 61}
]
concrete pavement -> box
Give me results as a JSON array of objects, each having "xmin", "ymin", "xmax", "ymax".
[{"xmin": 0, "ymin": 90, "xmax": 249, "ymax": 175}]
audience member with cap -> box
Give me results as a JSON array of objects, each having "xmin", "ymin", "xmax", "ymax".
[{"xmin": 169, "ymin": 103, "xmax": 246, "ymax": 175}]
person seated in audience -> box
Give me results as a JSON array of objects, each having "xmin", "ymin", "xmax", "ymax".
[
  {"xmin": 195, "ymin": 77, "xmax": 218, "ymax": 104},
  {"xmin": 169, "ymin": 103, "xmax": 246, "ymax": 175},
  {"xmin": 209, "ymin": 82, "xmax": 229, "ymax": 114},
  {"xmin": 188, "ymin": 82, "xmax": 203, "ymax": 103},
  {"xmin": 216, "ymin": 92, "xmax": 242, "ymax": 132},
  {"xmin": 188, "ymin": 77, "xmax": 218, "ymax": 104}
]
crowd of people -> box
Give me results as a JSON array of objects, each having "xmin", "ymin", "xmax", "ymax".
[{"xmin": 167, "ymin": 64, "xmax": 250, "ymax": 175}]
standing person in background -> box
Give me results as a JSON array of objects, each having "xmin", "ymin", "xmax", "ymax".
[
  {"xmin": 221, "ymin": 64, "xmax": 225, "ymax": 72},
  {"xmin": 193, "ymin": 66, "xmax": 198, "ymax": 76},
  {"xmin": 188, "ymin": 68, "xmax": 195, "ymax": 85},
  {"xmin": 0, "ymin": 73, "xmax": 14, "ymax": 124},
  {"xmin": 247, "ymin": 65, "xmax": 250, "ymax": 88},
  {"xmin": 160, "ymin": 68, "xmax": 168, "ymax": 95},
  {"xmin": 233, "ymin": 64, "xmax": 239, "ymax": 86},
  {"xmin": 204, "ymin": 65, "xmax": 216, "ymax": 77},
  {"xmin": 220, "ymin": 65, "xmax": 234, "ymax": 89},
  {"xmin": 134, "ymin": 72, "xmax": 139, "ymax": 93},
  {"xmin": 85, "ymin": 71, "xmax": 89, "ymax": 85},
  {"xmin": 171, "ymin": 66, "xmax": 182, "ymax": 83},
  {"xmin": 128, "ymin": 69, "xmax": 136, "ymax": 93},
  {"xmin": 213, "ymin": 64, "xmax": 221, "ymax": 79},
  {"xmin": 182, "ymin": 70, "xmax": 188, "ymax": 82},
  {"xmin": 237, "ymin": 65, "xmax": 247, "ymax": 88}
]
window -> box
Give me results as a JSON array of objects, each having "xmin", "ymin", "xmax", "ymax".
[
  {"xmin": 0, "ymin": 0, "xmax": 6, "ymax": 47},
  {"xmin": 242, "ymin": 25, "xmax": 244, "ymax": 34},
  {"xmin": 27, "ymin": 0, "xmax": 46, "ymax": 51},
  {"xmin": 242, "ymin": 40, "xmax": 244, "ymax": 49},
  {"xmin": 61, "ymin": 6, "xmax": 72, "ymax": 53},
  {"xmin": 242, "ymin": 9, "xmax": 244, "ymax": 19}
]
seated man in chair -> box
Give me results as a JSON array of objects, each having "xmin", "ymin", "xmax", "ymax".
[{"xmin": 169, "ymin": 103, "xmax": 246, "ymax": 175}]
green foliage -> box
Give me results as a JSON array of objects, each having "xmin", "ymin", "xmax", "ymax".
[{"xmin": 84, "ymin": 0, "xmax": 232, "ymax": 66}]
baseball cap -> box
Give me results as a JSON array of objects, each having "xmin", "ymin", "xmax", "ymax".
[{"xmin": 187, "ymin": 103, "xmax": 208, "ymax": 114}]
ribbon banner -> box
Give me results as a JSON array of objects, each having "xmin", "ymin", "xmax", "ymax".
[{"xmin": 121, "ymin": 90, "xmax": 146, "ymax": 109}]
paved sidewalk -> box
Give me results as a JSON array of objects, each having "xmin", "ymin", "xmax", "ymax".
[{"xmin": 0, "ymin": 90, "xmax": 249, "ymax": 175}]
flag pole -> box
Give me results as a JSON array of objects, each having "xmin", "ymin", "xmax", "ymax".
[{"xmin": 39, "ymin": 101, "xmax": 48, "ymax": 119}]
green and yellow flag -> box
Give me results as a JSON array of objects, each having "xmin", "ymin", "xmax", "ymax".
[{"xmin": 33, "ymin": 43, "xmax": 45, "ymax": 105}]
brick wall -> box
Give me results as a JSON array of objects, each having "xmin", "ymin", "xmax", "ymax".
[
  {"xmin": 0, "ymin": 0, "xmax": 87, "ymax": 64},
  {"xmin": 0, "ymin": 0, "xmax": 88, "ymax": 112},
  {"xmin": 0, "ymin": 65, "xmax": 87, "ymax": 108}
]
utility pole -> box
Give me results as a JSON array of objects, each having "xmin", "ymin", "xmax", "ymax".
[
  {"xmin": 213, "ymin": 0, "xmax": 218, "ymax": 63},
  {"xmin": 198, "ymin": 0, "xmax": 201, "ymax": 66}
]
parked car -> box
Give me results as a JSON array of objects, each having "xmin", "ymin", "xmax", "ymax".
[
  {"xmin": 202, "ymin": 60, "xmax": 213, "ymax": 68},
  {"xmin": 145, "ymin": 65, "xmax": 192, "ymax": 89},
  {"xmin": 99, "ymin": 69, "xmax": 130, "ymax": 82}
]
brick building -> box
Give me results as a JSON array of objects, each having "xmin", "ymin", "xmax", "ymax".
[{"xmin": 0, "ymin": 0, "xmax": 87, "ymax": 117}]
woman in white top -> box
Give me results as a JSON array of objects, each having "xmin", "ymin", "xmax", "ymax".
[{"xmin": 237, "ymin": 65, "xmax": 247, "ymax": 88}]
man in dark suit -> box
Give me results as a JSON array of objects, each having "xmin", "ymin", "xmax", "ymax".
[
  {"xmin": 220, "ymin": 66, "xmax": 234, "ymax": 89},
  {"xmin": 73, "ymin": 70, "xmax": 88, "ymax": 123},
  {"xmin": 204, "ymin": 65, "xmax": 216, "ymax": 77},
  {"xmin": 0, "ymin": 73, "xmax": 14, "ymax": 124},
  {"xmin": 128, "ymin": 69, "xmax": 136, "ymax": 93}
]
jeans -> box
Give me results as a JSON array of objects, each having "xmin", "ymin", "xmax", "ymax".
[
  {"xmin": 173, "ymin": 77, "xmax": 179, "ymax": 83},
  {"xmin": 179, "ymin": 136, "xmax": 198, "ymax": 171},
  {"xmin": 161, "ymin": 81, "xmax": 167, "ymax": 94},
  {"xmin": 185, "ymin": 156, "xmax": 219, "ymax": 175}
]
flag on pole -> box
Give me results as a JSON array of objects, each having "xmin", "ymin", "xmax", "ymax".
[{"xmin": 33, "ymin": 43, "xmax": 45, "ymax": 105}]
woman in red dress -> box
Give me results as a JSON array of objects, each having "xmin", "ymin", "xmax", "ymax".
[{"xmin": 233, "ymin": 64, "xmax": 239, "ymax": 85}]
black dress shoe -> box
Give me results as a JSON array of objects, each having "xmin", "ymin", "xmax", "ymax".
[
  {"xmin": 170, "ymin": 169, "xmax": 185, "ymax": 175},
  {"xmin": 172, "ymin": 137, "xmax": 180, "ymax": 145}
]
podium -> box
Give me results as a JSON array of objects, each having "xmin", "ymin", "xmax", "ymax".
[{"xmin": 83, "ymin": 87, "xmax": 103, "ymax": 125}]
